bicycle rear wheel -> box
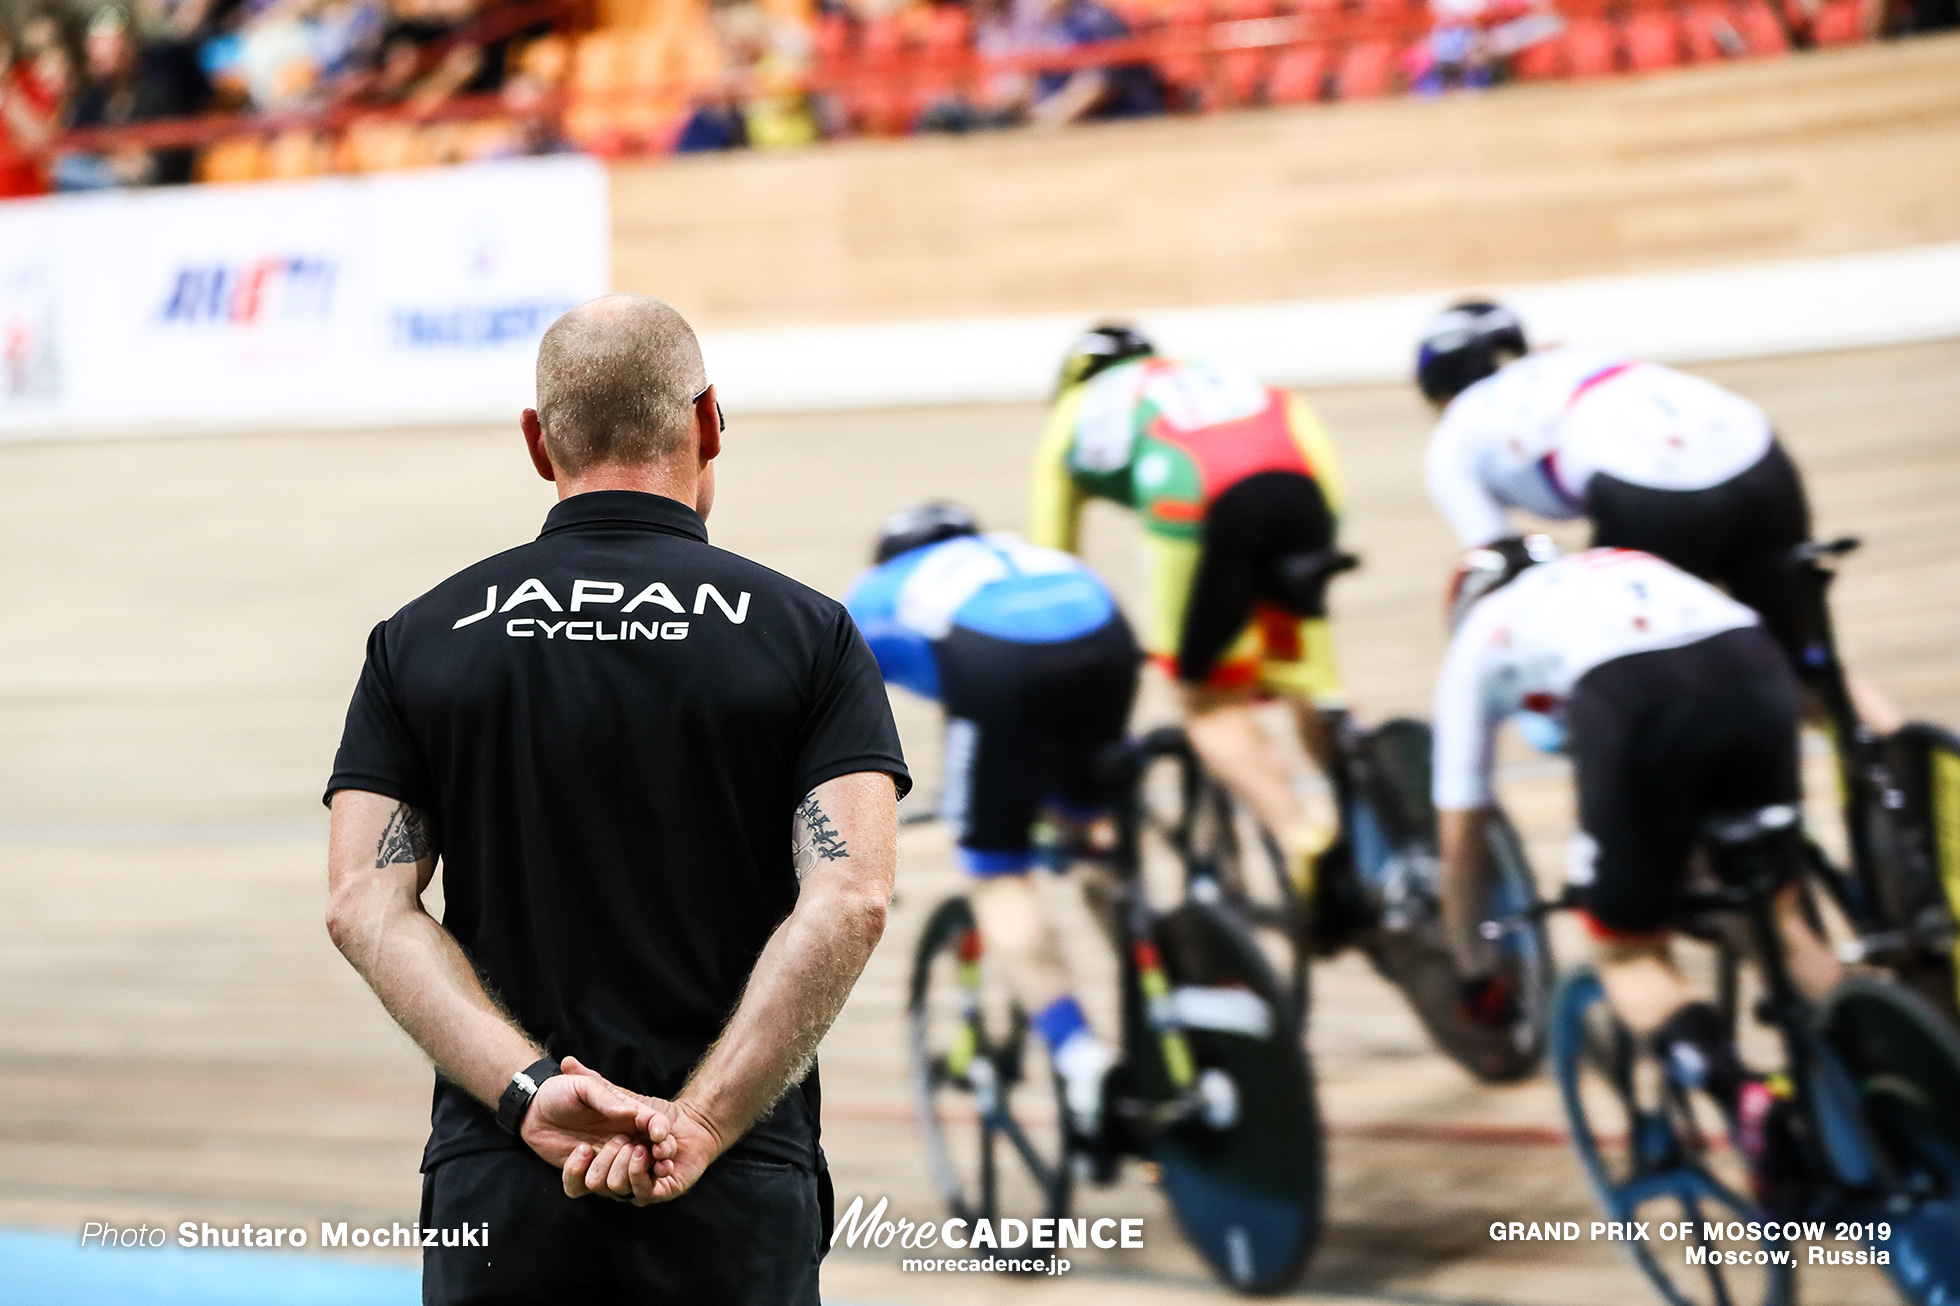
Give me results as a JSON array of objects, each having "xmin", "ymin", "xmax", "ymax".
[
  {"xmin": 1128, "ymin": 898, "xmax": 1323, "ymax": 1295},
  {"xmin": 1816, "ymin": 977, "xmax": 1960, "ymax": 1306},
  {"xmin": 1353, "ymin": 718, "xmax": 1551, "ymax": 1082},
  {"xmin": 907, "ymin": 895, "xmax": 1071, "ymax": 1242},
  {"xmin": 1551, "ymin": 968, "xmax": 1794, "ymax": 1306}
]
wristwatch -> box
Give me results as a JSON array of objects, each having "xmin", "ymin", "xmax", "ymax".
[{"xmin": 495, "ymin": 1058, "xmax": 562, "ymax": 1136}]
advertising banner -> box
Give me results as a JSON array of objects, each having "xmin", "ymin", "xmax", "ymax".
[{"xmin": 0, "ymin": 155, "xmax": 609, "ymax": 438}]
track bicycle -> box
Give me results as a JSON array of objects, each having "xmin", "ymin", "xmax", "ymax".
[
  {"xmin": 1791, "ymin": 538, "xmax": 1960, "ymax": 1028},
  {"xmin": 1177, "ymin": 549, "xmax": 1555, "ymax": 1081},
  {"xmin": 1546, "ymin": 804, "xmax": 1960, "ymax": 1306},
  {"xmin": 906, "ymin": 727, "xmax": 1323, "ymax": 1294}
]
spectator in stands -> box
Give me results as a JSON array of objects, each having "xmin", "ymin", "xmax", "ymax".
[
  {"xmin": 6, "ymin": 8, "xmax": 76, "ymax": 176},
  {"xmin": 365, "ymin": 0, "xmax": 516, "ymax": 107},
  {"xmin": 1, "ymin": 17, "xmax": 58, "ymax": 196},
  {"xmin": 977, "ymin": 0, "xmax": 1161, "ymax": 128},
  {"xmin": 56, "ymin": 6, "xmax": 204, "ymax": 188}
]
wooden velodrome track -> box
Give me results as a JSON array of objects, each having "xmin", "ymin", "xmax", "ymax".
[{"xmin": 0, "ymin": 333, "xmax": 1955, "ymax": 1304}]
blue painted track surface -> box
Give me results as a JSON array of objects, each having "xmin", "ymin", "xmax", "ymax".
[{"xmin": 0, "ymin": 1228, "xmax": 421, "ymax": 1305}]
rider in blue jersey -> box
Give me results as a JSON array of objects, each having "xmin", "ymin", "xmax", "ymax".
[{"xmin": 846, "ymin": 503, "xmax": 1140, "ymax": 1141}]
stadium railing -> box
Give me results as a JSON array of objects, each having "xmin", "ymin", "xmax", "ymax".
[{"xmin": 32, "ymin": 0, "xmax": 1872, "ymax": 185}]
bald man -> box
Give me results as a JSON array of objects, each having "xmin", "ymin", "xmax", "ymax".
[{"xmin": 325, "ymin": 296, "xmax": 910, "ymax": 1303}]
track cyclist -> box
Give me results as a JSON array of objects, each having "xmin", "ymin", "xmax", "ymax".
[
  {"xmin": 1029, "ymin": 324, "xmax": 1350, "ymax": 895},
  {"xmin": 1432, "ymin": 539, "xmax": 1844, "ymax": 1200},
  {"xmin": 844, "ymin": 502, "xmax": 1138, "ymax": 1148},
  {"xmin": 1415, "ymin": 300, "xmax": 1899, "ymax": 730}
]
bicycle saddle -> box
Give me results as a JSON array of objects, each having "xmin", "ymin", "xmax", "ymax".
[
  {"xmin": 1262, "ymin": 550, "xmax": 1360, "ymax": 617},
  {"xmin": 1788, "ymin": 536, "xmax": 1861, "ymax": 567}
]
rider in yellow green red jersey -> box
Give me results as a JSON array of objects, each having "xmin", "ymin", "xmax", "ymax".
[{"xmin": 1028, "ymin": 324, "xmax": 1350, "ymax": 888}]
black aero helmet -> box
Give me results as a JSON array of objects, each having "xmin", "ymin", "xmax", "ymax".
[
  {"xmin": 1415, "ymin": 300, "xmax": 1528, "ymax": 403},
  {"xmin": 1056, "ymin": 322, "xmax": 1154, "ymax": 393},
  {"xmin": 874, "ymin": 501, "xmax": 980, "ymax": 564}
]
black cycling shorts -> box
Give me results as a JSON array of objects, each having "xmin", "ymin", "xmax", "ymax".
[
  {"xmin": 1586, "ymin": 439, "xmax": 1820, "ymax": 680},
  {"xmin": 1178, "ymin": 470, "xmax": 1336, "ymax": 685},
  {"xmin": 421, "ymin": 1143, "xmax": 828, "ymax": 1305},
  {"xmin": 1567, "ymin": 626, "xmax": 1803, "ymax": 938},
  {"xmin": 937, "ymin": 614, "xmax": 1139, "ymax": 873}
]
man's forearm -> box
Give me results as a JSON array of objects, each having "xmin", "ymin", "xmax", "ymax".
[
  {"xmin": 334, "ymin": 895, "xmax": 542, "ymax": 1109},
  {"xmin": 325, "ymin": 792, "xmax": 540, "ymax": 1110},
  {"xmin": 673, "ymin": 868, "xmax": 888, "ymax": 1154}
]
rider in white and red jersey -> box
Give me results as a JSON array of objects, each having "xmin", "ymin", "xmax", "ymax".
[
  {"xmin": 1414, "ymin": 301, "xmax": 1899, "ymax": 727},
  {"xmin": 1431, "ymin": 546, "xmax": 1759, "ymax": 813},
  {"xmin": 1432, "ymin": 541, "xmax": 1844, "ymax": 1202}
]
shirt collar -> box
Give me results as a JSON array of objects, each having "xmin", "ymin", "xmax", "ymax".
[{"xmin": 539, "ymin": 490, "xmax": 710, "ymax": 544}]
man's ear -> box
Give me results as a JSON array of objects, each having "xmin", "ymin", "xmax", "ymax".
[
  {"xmin": 695, "ymin": 385, "xmax": 722, "ymax": 464},
  {"xmin": 520, "ymin": 409, "xmax": 556, "ymax": 482}
]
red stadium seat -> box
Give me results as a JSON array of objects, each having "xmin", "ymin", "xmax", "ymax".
[
  {"xmin": 1221, "ymin": 47, "xmax": 1271, "ymax": 103},
  {"xmin": 1267, "ymin": 42, "xmax": 1329, "ymax": 101},
  {"xmin": 922, "ymin": 6, "xmax": 970, "ymax": 55},
  {"xmin": 1735, "ymin": 0, "xmax": 1789, "ymax": 53},
  {"xmin": 1562, "ymin": 16, "xmax": 1620, "ymax": 76},
  {"xmin": 1334, "ymin": 39, "xmax": 1396, "ymax": 99},
  {"xmin": 1510, "ymin": 31, "xmax": 1564, "ymax": 78},
  {"xmin": 1355, "ymin": 0, "xmax": 1415, "ymax": 22},
  {"xmin": 1811, "ymin": 0, "xmax": 1864, "ymax": 43},
  {"xmin": 861, "ymin": 14, "xmax": 906, "ymax": 61},
  {"xmin": 1681, "ymin": 3, "xmax": 1742, "ymax": 60},
  {"xmin": 1621, "ymin": 8, "xmax": 1683, "ymax": 69}
]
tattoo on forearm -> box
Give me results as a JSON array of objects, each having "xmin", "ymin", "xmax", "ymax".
[
  {"xmin": 374, "ymin": 804, "xmax": 435, "ymax": 868},
  {"xmin": 791, "ymin": 792, "xmax": 850, "ymax": 878}
]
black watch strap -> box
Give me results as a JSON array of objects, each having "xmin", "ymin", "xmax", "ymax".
[{"xmin": 495, "ymin": 1057, "xmax": 562, "ymax": 1136}]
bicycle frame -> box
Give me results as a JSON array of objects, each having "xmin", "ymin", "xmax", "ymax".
[{"xmin": 1787, "ymin": 541, "xmax": 1958, "ymax": 1011}]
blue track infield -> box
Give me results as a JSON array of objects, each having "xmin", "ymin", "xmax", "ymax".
[{"xmin": 0, "ymin": 1228, "xmax": 422, "ymax": 1305}]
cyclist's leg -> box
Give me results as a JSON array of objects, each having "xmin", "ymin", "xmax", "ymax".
[
  {"xmin": 1566, "ymin": 642, "xmax": 1720, "ymax": 1038},
  {"xmin": 1702, "ymin": 628, "xmax": 1845, "ymax": 1001},
  {"xmin": 1034, "ymin": 614, "xmax": 1140, "ymax": 862},
  {"xmin": 1576, "ymin": 631, "xmax": 1821, "ymax": 1159},
  {"xmin": 938, "ymin": 625, "xmax": 1117, "ymax": 1131},
  {"xmin": 1171, "ymin": 473, "xmax": 1338, "ymax": 878}
]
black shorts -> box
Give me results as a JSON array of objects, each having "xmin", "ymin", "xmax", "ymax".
[
  {"xmin": 937, "ymin": 615, "xmax": 1139, "ymax": 873},
  {"xmin": 1586, "ymin": 439, "xmax": 1820, "ymax": 680},
  {"xmin": 420, "ymin": 1144, "xmax": 828, "ymax": 1305},
  {"xmin": 1178, "ymin": 471, "xmax": 1337, "ymax": 685},
  {"xmin": 1567, "ymin": 626, "xmax": 1803, "ymax": 937}
]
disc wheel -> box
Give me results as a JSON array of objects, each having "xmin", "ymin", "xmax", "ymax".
[
  {"xmin": 1352, "ymin": 718, "xmax": 1552, "ymax": 1082},
  {"xmin": 1816, "ymin": 977, "xmax": 1960, "ymax": 1306},
  {"xmin": 906, "ymin": 895, "xmax": 1071, "ymax": 1251},
  {"xmin": 1125, "ymin": 898, "xmax": 1322, "ymax": 1295},
  {"xmin": 1551, "ymin": 968, "xmax": 1794, "ymax": 1306}
]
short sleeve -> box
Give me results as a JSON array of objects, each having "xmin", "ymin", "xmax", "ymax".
[
  {"xmin": 792, "ymin": 610, "xmax": 913, "ymax": 803},
  {"xmin": 323, "ymin": 621, "xmax": 435, "ymax": 810}
]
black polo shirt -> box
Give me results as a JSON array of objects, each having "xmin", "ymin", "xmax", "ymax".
[{"xmin": 326, "ymin": 490, "xmax": 910, "ymax": 1172}]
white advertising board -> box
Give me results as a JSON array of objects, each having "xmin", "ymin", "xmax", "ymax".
[{"xmin": 0, "ymin": 155, "xmax": 610, "ymax": 438}]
